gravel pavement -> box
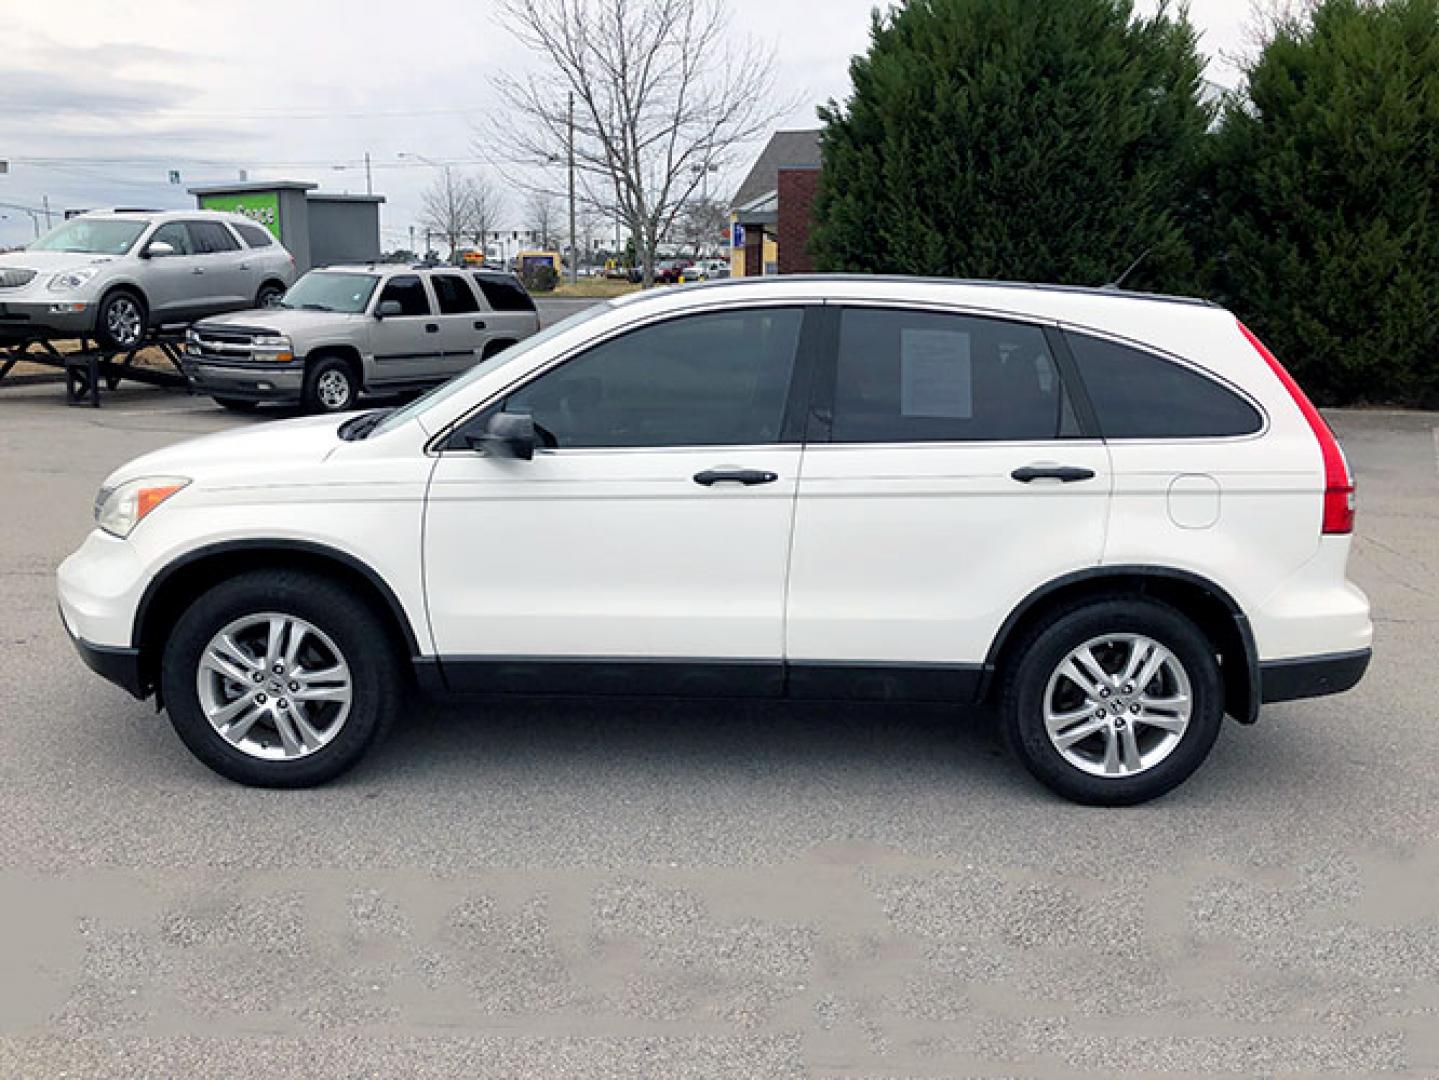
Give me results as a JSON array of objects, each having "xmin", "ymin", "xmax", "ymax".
[{"xmin": 1, "ymin": 380, "xmax": 1436, "ymax": 1078}]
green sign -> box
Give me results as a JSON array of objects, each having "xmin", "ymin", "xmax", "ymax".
[{"xmin": 198, "ymin": 191, "xmax": 282, "ymax": 240}]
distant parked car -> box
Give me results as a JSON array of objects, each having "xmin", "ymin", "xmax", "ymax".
[
  {"xmin": 183, "ymin": 265, "xmax": 540, "ymax": 414},
  {"xmin": 679, "ymin": 259, "xmax": 731, "ymax": 284},
  {"xmin": 0, "ymin": 210, "xmax": 296, "ymax": 351},
  {"xmin": 655, "ymin": 259, "xmax": 692, "ymax": 285}
]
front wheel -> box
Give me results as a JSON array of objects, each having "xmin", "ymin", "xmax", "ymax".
[
  {"xmin": 95, "ymin": 290, "xmax": 147, "ymax": 352},
  {"xmin": 1001, "ymin": 599, "xmax": 1223, "ymax": 806},
  {"xmin": 302, "ymin": 356, "xmax": 358, "ymax": 414},
  {"xmin": 160, "ymin": 570, "xmax": 399, "ymax": 787}
]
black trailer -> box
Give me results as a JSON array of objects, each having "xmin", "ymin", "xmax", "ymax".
[{"xmin": 0, "ymin": 332, "xmax": 190, "ymax": 407}]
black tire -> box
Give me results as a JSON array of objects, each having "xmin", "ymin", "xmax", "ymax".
[
  {"xmin": 214, "ymin": 397, "xmax": 258, "ymax": 413},
  {"xmin": 256, "ymin": 282, "xmax": 286, "ymax": 308},
  {"xmin": 302, "ymin": 354, "xmax": 358, "ymax": 414},
  {"xmin": 1000, "ymin": 598, "xmax": 1223, "ymax": 806},
  {"xmin": 160, "ymin": 570, "xmax": 399, "ymax": 787},
  {"xmin": 95, "ymin": 289, "xmax": 148, "ymax": 352}
]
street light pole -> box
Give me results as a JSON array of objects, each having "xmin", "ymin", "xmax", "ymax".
[{"xmin": 567, "ymin": 91, "xmax": 578, "ymax": 285}]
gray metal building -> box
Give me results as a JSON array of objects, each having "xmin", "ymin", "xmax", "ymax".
[{"xmin": 188, "ymin": 180, "xmax": 384, "ymax": 273}]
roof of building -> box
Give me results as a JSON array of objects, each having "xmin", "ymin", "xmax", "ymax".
[{"xmin": 731, "ymin": 129, "xmax": 822, "ymax": 208}]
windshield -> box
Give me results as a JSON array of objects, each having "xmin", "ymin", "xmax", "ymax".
[
  {"xmin": 371, "ymin": 301, "xmax": 614, "ymax": 437},
  {"xmin": 30, "ymin": 217, "xmax": 148, "ymax": 255},
  {"xmin": 278, "ymin": 271, "xmax": 378, "ymax": 314}
]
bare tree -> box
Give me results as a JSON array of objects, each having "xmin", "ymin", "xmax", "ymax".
[
  {"xmin": 420, "ymin": 168, "xmax": 478, "ymax": 263},
  {"xmin": 491, "ymin": 0, "xmax": 788, "ymax": 285},
  {"xmin": 527, "ymin": 190, "xmax": 560, "ymax": 250},
  {"xmin": 677, "ymin": 196, "xmax": 728, "ymax": 259},
  {"xmin": 468, "ymin": 173, "xmax": 505, "ymax": 257}
]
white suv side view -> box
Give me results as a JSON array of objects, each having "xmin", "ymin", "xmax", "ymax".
[{"xmin": 57, "ymin": 277, "xmax": 1372, "ymax": 805}]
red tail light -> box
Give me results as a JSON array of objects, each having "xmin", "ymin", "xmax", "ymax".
[{"xmin": 1239, "ymin": 321, "xmax": 1354, "ymax": 534}]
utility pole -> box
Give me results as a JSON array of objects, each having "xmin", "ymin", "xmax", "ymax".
[
  {"xmin": 408, "ymin": 225, "xmax": 415, "ymax": 257},
  {"xmin": 364, "ymin": 151, "xmax": 373, "ymax": 196},
  {"xmin": 567, "ymin": 90, "xmax": 578, "ymax": 284},
  {"xmin": 42, "ymin": 194, "xmax": 51, "ymax": 229}
]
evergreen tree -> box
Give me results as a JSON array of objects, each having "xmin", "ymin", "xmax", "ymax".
[
  {"xmin": 1211, "ymin": 0, "xmax": 1439, "ymax": 406},
  {"xmin": 809, "ymin": 0, "xmax": 1211, "ymax": 292}
]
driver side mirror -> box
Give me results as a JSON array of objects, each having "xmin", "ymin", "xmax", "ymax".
[
  {"xmin": 375, "ymin": 299, "xmax": 403, "ymax": 319},
  {"xmin": 465, "ymin": 411, "xmax": 538, "ymax": 460},
  {"xmin": 143, "ymin": 241, "xmax": 176, "ymax": 259}
]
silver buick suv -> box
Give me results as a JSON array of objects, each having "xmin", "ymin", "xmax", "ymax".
[{"xmin": 0, "ymin": 209, "xmax": 296, "ymax": 351}]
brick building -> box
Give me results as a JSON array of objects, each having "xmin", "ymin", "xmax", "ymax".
[{"xmin": 730, "ymin": 130, "xmax": 822, "ymax": 277}]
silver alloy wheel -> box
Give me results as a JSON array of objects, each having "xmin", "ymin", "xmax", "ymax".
[
  {"xmin": 195, "ymin": 613, "xmax": 353, "ymax": 761},
  {"xmin": 1043, "ymin": 633, "xmax": 1192, "ymax": 778},
  {"xmin": 105, "ymin": 296, "xmax": 143, "ymax": 347},
  {"xmin": 316, "ymin": 369, "xmax": 352, "ymax": 410}
]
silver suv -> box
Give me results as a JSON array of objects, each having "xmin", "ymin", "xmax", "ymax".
[
  {"xmin": 0, "ymin": 209, "xmax": 296, "ymax": 351},
  {"xmin": 183, "ymin": 265, "xmax": 541, "ymax": 414}
]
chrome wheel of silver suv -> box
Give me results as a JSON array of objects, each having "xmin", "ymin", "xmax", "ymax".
[{"xmin": 102, "ymin": 294, "xmax": 144, "ymax": 349}]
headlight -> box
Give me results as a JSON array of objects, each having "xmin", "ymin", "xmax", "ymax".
[
  {"xmin": 48, "ymin": 267, "xmax": 101, "ymax": 292},
  {"xmin": 252, "ymin": 335, "xmax": 294, "ymax": 361},
  {"xmin": 95, "ymin": 476, "xmax": 190, "ymax": 538}
]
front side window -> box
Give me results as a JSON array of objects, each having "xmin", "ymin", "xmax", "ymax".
[
  {"xmin": 502, "ymin": 307, "xmax": 805, "ymax": 448},
  {"xmin": 148, "ymin": 222, "xmax": 195, "ymax": 256},
  {"xmin": 1066, "ymin": 332, "xmax": 1263, "ymax": 438},
  {"xmin": 432, "ymin": 274, "xmax": 480, "ymax": 315},
  {"xmin": 375, "ymin": 275, "xmax": 431, "ymax": 317},
  {"xmin": 30, "ymin": 217, "xmax": 148, "ymax": 255},
  {"xmin": 830, "ymin": 307, "xmax": 1080, "ymax": 442},
  {"xmin": 188, "ymin": 221, "xmax": 240, "ymax": 254}
]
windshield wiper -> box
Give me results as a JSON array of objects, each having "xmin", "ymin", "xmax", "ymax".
[
  {"xmin": 337, "ymin": 408, "xmax": 394, "ymax": 441},
  {"xmin": 299, "ymin": 304, "xmax": 332, "ymax": 312}
]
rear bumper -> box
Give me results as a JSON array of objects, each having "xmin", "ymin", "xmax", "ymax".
[{"xmin": 1259, "ymin": 648, "xmax": 1371, "ymax": 704}]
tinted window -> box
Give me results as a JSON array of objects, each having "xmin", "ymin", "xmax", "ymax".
[
  {"xmin": 473, "ymin": 274, "xmax": 536, "ymax": 312},
  {"xmin": 503, "ymin": 307, "xmax": 804, "ymax": 448},
  {"xmin": 432, "ymin": 274, "xmax": 480, "ymax": 315},
  {"xmin": 188, "ymin": 221, "xmax": 240, "ymax": 254},
  {"xmin": 234, "ymin": 222, "xmax": 274, "ymax": 248},
  {"xmin": 376, "ymin": 275, "xmax": 431, "ymax": 317},
  {"xmin": 1066, "ymin": 332, "xmax": 1263, "ymax": 438},
  {"xmin": 831, "ymin": 308, "xmax": 1080, "ymax": 442},
  {"xmin": 148, "ymin": 221, "xmax": 194, "ymax": 256}
]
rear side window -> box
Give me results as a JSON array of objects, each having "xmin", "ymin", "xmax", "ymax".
[
  {"xmin": 234, "ymin": 222, "xmax": 274, "ymax": 248},
  {"xmin": 830, "ymin": 307, "xmax": 1081, "ymax": 442},
  {"xmin": 1065, "ymin": 332, "xmax": 1263, "ymax": 438},
  {"xmin": 188, "ymin": 221, "xmax": 240, "ymax": 254},
  {"xmin": 472, "ymin": 274, "xmax": 536, "ymax": 312},
  {"xmin": 376, "ymin": 275, "xmax": 431, "ymax": 317},
  {"xmin": 432, "ymin": 274, "xmax": 480, "ymax": 315}
]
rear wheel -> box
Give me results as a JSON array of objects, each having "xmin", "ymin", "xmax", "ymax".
[
  {"xmin": 302, "ymin": 355, "xmax": 358, "ymax": 414},
  {"xmin": 256, "ymin": 282, "xmax": 286, "ymax": 308},
  {"xmin": 160, "ymin": 570, "xmax": 398, "ymax": 787},
  {"xmin": 1001, "ymin": 599, "xmax": 1223, "ymax": 805}
]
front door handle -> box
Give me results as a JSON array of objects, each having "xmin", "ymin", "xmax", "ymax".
[
  {"xmin": 1011, "ymin": 464, "xmax": 1096, "ymax": 484},
  {"xmin": 191, "ymin": 267, "xmax": 205, "ymax": 275},
  {"xmin": 474, "ymin": 320, "xmax": 487, "ymax": 330},
  {"xmin": 693, "ymin": 468, "xmax": 779, "ymax": 487},
  {"xmin": 425, "ymin": 323, "xmax": 439, "ymax": 333}
]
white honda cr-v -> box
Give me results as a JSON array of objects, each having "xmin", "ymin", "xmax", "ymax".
[{"xmin": 57, "ymin": 277, "xmax": 1372, "ymax": 804}]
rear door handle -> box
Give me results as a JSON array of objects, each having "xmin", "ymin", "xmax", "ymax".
[
  {"xmin": 693, "ymin": 468, "xmax": 778, "ymax": 487},
  {"xmin": 474, "ymin": 320, "xmax": 487, "ymax": 330},
  {"xmin": 425, "ymin": 323, "xmax": 439, "ymax": 333},
  {"xmin": 191, "ymin": 267, "xmax": 205, "ymax": 275},
  {"xmin": 1011, "ymin": 464, "xmax": 1096, "ymax": 483}
]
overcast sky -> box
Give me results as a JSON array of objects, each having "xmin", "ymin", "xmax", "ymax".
[{"xmin": 0, "ymin": 0, "xmax": 1257, "ymax": 250}]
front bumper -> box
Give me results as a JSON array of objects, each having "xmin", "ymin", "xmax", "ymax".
[
  {"xmin": 1259, "ymin": 648, "xmax": 1371, "ymax": 704},
  {"xmin": 182, "ymin": 358, "xmax": 305, "ymax": 403},
  {"xmin": 0, "ymin": 298, "xmax": 95, "ymax": 340},
  {"xmin": 62, "ymin": 612, "xmax": 148, "ymax": 699}
]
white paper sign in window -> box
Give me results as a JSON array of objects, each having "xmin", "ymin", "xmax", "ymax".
[{"xmin": 900, "ymin": 329, "xmax": 972, "ymax": 419}]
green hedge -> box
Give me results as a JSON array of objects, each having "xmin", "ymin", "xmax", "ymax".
[{"xmin": 812, "ymin": 0, "xmax": 1439, "ymax": 407}]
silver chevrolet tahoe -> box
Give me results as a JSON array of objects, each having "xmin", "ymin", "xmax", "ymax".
[
  {"xmin": 183, "ymin": 265, "xmax": 541, "ymax": 414},
  {"xmin": 0, "ymin": 210, "xmax": 296, "ymax": 350}
]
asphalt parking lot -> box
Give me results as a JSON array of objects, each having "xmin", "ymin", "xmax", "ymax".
[{"xmin": 1, "ymin": 375, "xmax": 1436, "ymax": 1077}]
